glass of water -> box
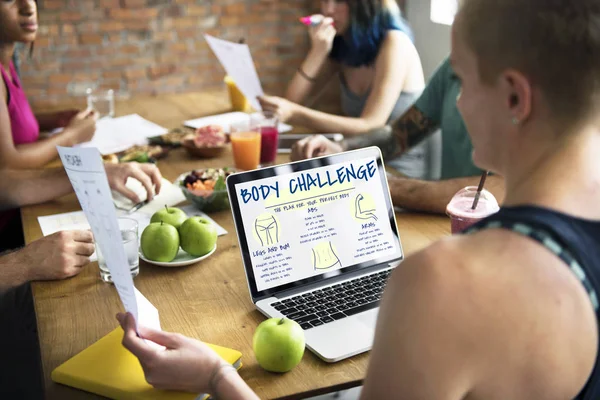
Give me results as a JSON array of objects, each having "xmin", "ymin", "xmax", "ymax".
[
  {"xmin": 96, "ymin": 217, "xmax": 139, "ymax": 283},
  {"xmin": 86, "ymin": 88, "xmax": 115, "ymax": 119}
]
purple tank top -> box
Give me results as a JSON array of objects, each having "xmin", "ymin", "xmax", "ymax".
[{"xmin": 0, "ymin": 61, "xmax": 39, "ymax": 145}]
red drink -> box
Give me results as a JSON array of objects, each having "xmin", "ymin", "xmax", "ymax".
[{"xmin": 259, "ymin": 126, "xmax": 278, "ymax": 165}]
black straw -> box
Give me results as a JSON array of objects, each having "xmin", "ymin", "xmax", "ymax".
[{"xmin": 471, "ymin": 171, "xmax": 489, "ymax": 210}]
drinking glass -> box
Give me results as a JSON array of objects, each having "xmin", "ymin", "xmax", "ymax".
[
  {"xmin": 230, "ymin": 119, "xmax": 261, "ymax": 171},
  {"xmin": 252, "ymin": 111, "xmax": 279, "ymax": 166},
  {"xmin": 96, "ymin": 217, "xmax": 139, "ymax": 283},
  {"xmin": 86, "ymin": 88, "xmax": 115, "ymax": 119}
]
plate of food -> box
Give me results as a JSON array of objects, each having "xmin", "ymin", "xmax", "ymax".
[
  {"xmin": 148, "ymin": 127, "xmax": 192, "ymax": 147},
  {"xmin": 101, "ymin": 145, "xmax": 169, "ymax": 164},
  {"xmin": 181, "ymin": 124, "xmax": 229, "ymax": 158},
  {"xmin": 178, "ymin": 167, "xmax": 237, "ymax": 212},
  {"xmin": 139, "ymin": 245, "xmax": 217, "ymax": 267}
]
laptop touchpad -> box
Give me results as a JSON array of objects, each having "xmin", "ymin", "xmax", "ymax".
[{"xmin": 357, "ymin": 309, "xmax": 379, "ymax": 331}]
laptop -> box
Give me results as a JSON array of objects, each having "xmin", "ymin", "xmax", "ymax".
[
  {"xmin": 277, "ymin": 133, "xmax": 344, "ymax": 154},
  {"xmin": 226, "ymin": 147, "xmax": 404, "ymax": 362}
]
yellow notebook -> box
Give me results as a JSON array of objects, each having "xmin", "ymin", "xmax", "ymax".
[{"xmin": 52, "ymin": 327, "xmax": 243, "ymax": 400}]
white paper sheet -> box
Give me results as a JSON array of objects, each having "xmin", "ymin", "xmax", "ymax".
[
  {"xmin": 134, "ymin": 288, "xmax": 164, "ymax": 349},
  {"xmin": 77, "ymin": 114, "xmax": 168, "ymax": 155},
  {"xmin": 184, "ymin": 111, "xmax": 292, "ymax": 134},
  {"xmin": 56, "ymin": 146, "xmax": 143, "ymax": 326},
  {"xmin": 37, "ymin": 209, "xmax": 98, "ymax": 260},
  {"xmin": 204, "ymin": 35, "xmax": 263, "ymax": 111},
  {"xmin": 38, "ymin": 210, "xmax": 90, "ymax": 237},
  {"xmin": 112, "ymin": 177, "xmax": 186, "ymax": 214}
]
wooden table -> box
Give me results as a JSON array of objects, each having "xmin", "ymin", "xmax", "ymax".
[{"xmin": 22, "ymin": 91, "xmax": 451, "ymax": 400}]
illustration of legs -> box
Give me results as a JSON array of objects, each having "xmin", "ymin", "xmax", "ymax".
[
  {"xmin": 355, "ymin": 194, "xmax": 378, "ymax": 221},
  {"xmin": 255, "ymin": 215, "xmax": 279, "ymax": 247},
  {"xmin": 312, "ymin": 241, "xmax": 341, "ymax": 270}
]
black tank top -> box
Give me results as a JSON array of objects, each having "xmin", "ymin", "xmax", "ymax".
[{"xmin": 464, "ymin": 206, "xmax": 600, "ymax": 400}]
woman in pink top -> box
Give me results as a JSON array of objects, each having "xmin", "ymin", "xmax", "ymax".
[{"xmin": 0, "ymin": 0, "xmax": 97, "ymax": 169}]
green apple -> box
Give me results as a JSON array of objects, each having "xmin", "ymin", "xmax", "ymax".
[
  {"xmin": 151, "ymin": 205, "xmax": 187, "ymax": 230},
  {"xmin": 179, "ymin": 217, "xmax": 217, "ymax": 256},
  {"xmin": 141, "ymin": 221, "xmax": 180, "ymax": 262},
  {"xmin": 253, "ymin": 318, "xmax": 305, "ymax": 373}
]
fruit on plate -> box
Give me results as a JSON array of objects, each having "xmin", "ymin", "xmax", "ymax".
[
  {"xmin": 182, "ymin": 168, "xmax": 234, "ymax": 196},
  {"xmin": 121, "ymin": 145, "xmax": 168, "ymax": 162},
  {"xmin": 151, "ymin": 205, "xmax": 187, "ymax": 230},
  {"xmin": 253, "ymin": 318, "xmax": 306, "ymax": 373},
  {"xmin": 179, "ymin": 216, "xmax": 218, "ymax": 256},
  {"xmin": 102, "ymin": 154, "xmax": 119, "ymax": 164},
  {"xmin": 194, "ymin": 124, "xmax": 227, "ymax": 147},
  {"xmin": 148, "ymin": 128, "xmax": 189, "ymax": 147},
  {"xmin": 140, "ymin": 222, "xmax": 180, "ymax": 262}
]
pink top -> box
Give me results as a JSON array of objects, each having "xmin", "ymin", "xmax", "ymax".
[{"xmin": 0, "ymin": 61, "xmax": 39, "ymax": 145}]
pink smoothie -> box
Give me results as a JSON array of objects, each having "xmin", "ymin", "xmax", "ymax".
[
  {"xmin": 446, "ymin": 196, "xmax": 499, "ymax": 234},
  {"xmin": 260, "ymin": 126, "xmax": 278, "ymax": 164}
]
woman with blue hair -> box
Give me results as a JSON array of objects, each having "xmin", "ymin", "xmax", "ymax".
[{"xmin": 259, "ymin": 0, "xmax": 432, "ymax": 179}]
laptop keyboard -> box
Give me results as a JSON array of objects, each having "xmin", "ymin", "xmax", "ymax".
[{"xmin": 270, "ymin": 269, "xmax": 392, "ymax": 330}]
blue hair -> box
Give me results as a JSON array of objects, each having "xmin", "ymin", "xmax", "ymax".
[{"xmin": 329, "ymin": 5, "xmax": 413, "ymax": 68}]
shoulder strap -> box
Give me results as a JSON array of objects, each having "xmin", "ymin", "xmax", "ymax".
[{"xmin": 465, "ymin": 220, "xmax": 599, "ymax": 312}]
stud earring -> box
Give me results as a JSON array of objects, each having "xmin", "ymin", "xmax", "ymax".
[{"xmin": 512, "ymin": 117, "xmax": 520, "ymax": 125}]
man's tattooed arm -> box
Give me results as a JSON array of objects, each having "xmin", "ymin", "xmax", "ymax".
[{"xmin": 342, "ymin": 106, "xmax": 438, "ymax": 160}]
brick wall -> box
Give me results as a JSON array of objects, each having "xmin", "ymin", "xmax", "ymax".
[
  {"xmin": 21, "ymin": 0, "xmax": 315, "ymax": 109},
  {"xmin": 21, "ymin": 0, "xmax": 406, "ymax": 110}
]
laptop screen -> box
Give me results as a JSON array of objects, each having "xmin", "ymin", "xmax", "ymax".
[{"xmin": 227, "ymin": 147, "xmax": 403, "ymax": 301}]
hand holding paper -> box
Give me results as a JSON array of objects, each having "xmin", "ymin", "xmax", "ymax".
[
  {"xmin": 57, "ymin": 146, "xmax": 157, "ymax": 330},
  {"xmin": 117, "ymin": 312, "xmax": 235, "ymax": 395}
]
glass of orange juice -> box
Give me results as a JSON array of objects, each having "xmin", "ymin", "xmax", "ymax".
[{"xmin": 230, "ymin": 119, "xmax": 261, "ymax": 171}]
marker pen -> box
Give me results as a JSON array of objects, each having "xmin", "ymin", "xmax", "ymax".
[{"xmin": 299, "ymin": 15, "xmax": 334, "ymax": 27}]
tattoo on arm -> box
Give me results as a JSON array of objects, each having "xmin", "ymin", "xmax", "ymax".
[{"xmin": 343, "ymin": 106, "xmax": 438, "ymax": 160}]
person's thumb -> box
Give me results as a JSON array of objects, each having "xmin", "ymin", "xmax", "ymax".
[
  {"xmin": 74, "ymin": 109, "xmax": 92, "ymax": 120},
  {"xmin": 138, "ymin": 325, "xmax": 183, "ymax": 349},
  {"xmin": 304, "ymin": 140, "xmax": 320, "ymax": 159}
]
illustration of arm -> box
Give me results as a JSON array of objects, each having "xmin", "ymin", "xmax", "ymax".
[{"xmin": 355, "ymin": 194, "xmax": 378, "ymax": 221}]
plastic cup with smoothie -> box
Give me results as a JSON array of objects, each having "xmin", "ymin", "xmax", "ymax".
[{"xmin": 446, "ymin": 186, "xmax": 500, "ymax": 234}]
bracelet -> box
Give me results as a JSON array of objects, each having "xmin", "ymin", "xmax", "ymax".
[
  {"xmin": 297, "ymin": 66, "xmax": 317, "ymax": 82},
  {"xmin": 208, "ymin": 362, "xmax": 237, "ymax": 397}
]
